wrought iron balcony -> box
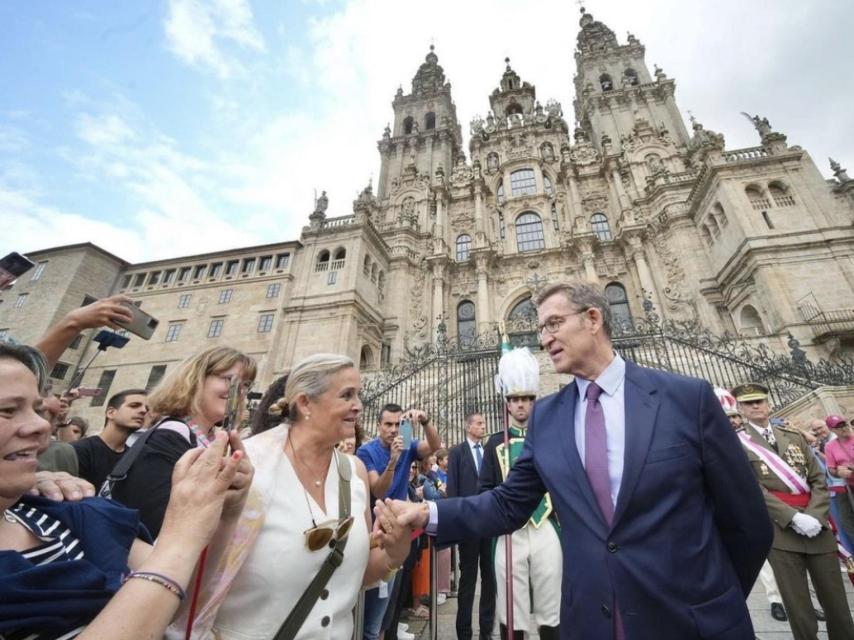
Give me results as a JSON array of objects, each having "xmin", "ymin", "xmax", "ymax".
[{"xmin": 798, "ymin": 305, "xmax": 854, "ymax": 341}]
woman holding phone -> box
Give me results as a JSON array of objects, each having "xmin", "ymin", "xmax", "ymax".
[{"xmin": 111, "ymin": 346, "xmax": 256, "ymax": 537}]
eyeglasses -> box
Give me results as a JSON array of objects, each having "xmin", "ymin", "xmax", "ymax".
[
  {"xmin": 304, "ymin": 515, "xmax": 355, "ymax": 552},
  {"xmin": 216, "ymin": 375, "xmax": 252, "ymax": 392},
  {"xmin": 537, "ymin": 310, "xmax": 588, "ymax": 336}
]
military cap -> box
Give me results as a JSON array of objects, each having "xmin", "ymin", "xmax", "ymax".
[{"xmin": 732, "ymin": 382, "xmax": 769, "ymax": 403}]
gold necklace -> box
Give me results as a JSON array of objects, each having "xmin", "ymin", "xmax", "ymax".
[{"xmin": 287, "ymin": 430, "xmax": 327, "ymax": 488}]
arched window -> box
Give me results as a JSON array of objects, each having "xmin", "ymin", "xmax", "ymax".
[
  {"xmin": 316, "ymin": 249, "xmax": 330, "ymax": 272},
  {"xmin": 360, "ymin": 345, "xmax": 374, "ymax": 370},
  {"xmin": 363, "ymin": 255, "xmax": 371, "ymax": 275},
  {"xmin": 425, "ymin": 112, "xmax": 436, "ymax": 130},
  {"xmin": 510, "ymin": 169, "xmax": 537, "ymax": 197},
  {"xmin": 507, "ymin": 297, "xmax": 538, "ymax": 348},
  {"xmin": 605, "ymin": 283, "xmax": 633, "ymax": 331},
  {"xmin": 707, "ymin": 215, "xmax": 721, "ymax": 237},
  {"xmin": 624, "ymin": 68, "xmax": 639, "ymax": 86},
  {"xmin": 515, "ymin": 212, "xmax": 545, "ymax": 252},
  {"xmin": 496, "ymin": 180, "xmax": 505, "ymax": 204},
  {"xmin": 456, "ymin": 234, "xmax": 472, "ymax": 262},
  {"xmin": 739, "ymin": 305, "xmax": 765, "ymax": 337},
  {"xmin": 600, "ymin": 73, "xmax": 613, "ymax": 91},
  {"xmin": 590, "ymin": 213, "xmax": 612, "ymax": 241},
  {"xmin": 701, "ymin": 223, "xmax": 713, "ymax": 246},
  {"xmin": 332, "ymin": 248, "xmax": 346, "ymax": 269},
  {"xmin": 769, "ymin": 181, "xmax": 795, "ymax": 207},
  {"xmin": 378, "ymin": 271, "xmax": 385, "ymax": 291},
  {"xmin": 370, "ymin": 263, "xmax": 378, "ymax": 282},
  {"xmin": 334, "ymin": 248, "xmax": 346, "ymax": 260},
  {"xmin": 506, "ymin": 103, "xmax": 523, "ymax": 116},
  {"xmin": 543, "ymin": 175, "xmax": 554, "ymax": 196},
  {"xmin": 645, "ymin": 153, "xmax": 663, "ymax": 174},
  {"xmin": 457, "ymin": 300, "xmax": 476, "ymax": 346},
  {"xmin": 745, "ymin": 185, "xmax": 769, "ymax": 210},
  {"xmin": 403, "ymin": 116, "xmax": 414, "ymax": 135}
]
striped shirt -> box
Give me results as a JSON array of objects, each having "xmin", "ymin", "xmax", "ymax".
[{"xmin": 1, "ymin": 504, "xmax": 87, "ymax": 640}]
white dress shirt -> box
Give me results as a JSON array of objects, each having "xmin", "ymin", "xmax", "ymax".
[
  {"xmin": 574, "ymin": 354, "xmax": 627, "ymax": 509},
  {"xmin": 466, "ymin": 437, "xmax": 484, "ymax": 471}
]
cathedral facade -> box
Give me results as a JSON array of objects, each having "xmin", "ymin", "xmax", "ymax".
[{"xmin": 3, "ymin": 10, "xmax": 854, "ymax": 427}]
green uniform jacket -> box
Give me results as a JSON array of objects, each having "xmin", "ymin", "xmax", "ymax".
[{"xmin": 742, "ymin": 423, "xmax": 836, "ymax": 554}]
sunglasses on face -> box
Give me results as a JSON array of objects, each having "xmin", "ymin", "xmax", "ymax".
[{"xmin": 303, "ymin": 515, "xmax": 355, "ymax": 552}]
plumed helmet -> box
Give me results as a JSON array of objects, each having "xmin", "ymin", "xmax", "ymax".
[{"xmin": 495, "ymin": 347, "xmax": 540, "ymax": 398}]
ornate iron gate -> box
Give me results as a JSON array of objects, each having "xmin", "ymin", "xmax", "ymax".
[{"xmin": 360, "ymin": 312, "xmax": 854, "ymax": 447}]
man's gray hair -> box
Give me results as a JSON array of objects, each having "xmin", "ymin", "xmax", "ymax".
[{"xmin": 534, "ymin": 281, "xmax": 613, "ymax": 338}]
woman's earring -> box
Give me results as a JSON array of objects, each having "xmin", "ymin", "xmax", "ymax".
[{"xmin": 305, "ymin": 413, "xmax": 311, "ymax": 420}]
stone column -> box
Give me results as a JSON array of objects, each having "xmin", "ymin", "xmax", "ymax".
[
  {"xmin": 431, "ymin": 260, "xmax": 447, "ymax": 337},
  {"xmin": 473, "ymin": 187, "xmax": 487, "ymax": 247},
  {"xmin": 475, "ymin": 253, "xmax": 492, "ymax": 331},
  {"xmin": 611, "ymin": 166, "xmax": 632, "ymax": 211},
  {"xmin": 567, "ymin": 172, "xmax": 583, "ymax": 230},
  {"xmin": 578, "ymin": 238, "xmax": 599, "ymax": 283},
  {"xmin": 626, "ymin": 235, "xmax": 661, "ymax": 312}
]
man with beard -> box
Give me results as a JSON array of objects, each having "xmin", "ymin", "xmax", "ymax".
[
  {"xmin": 481, "ymin": 347, "xmax": 561, "ymax": 639},
  {"xmin": 72, "ymin": 389, "xmax": 148, "ymax": 490}
]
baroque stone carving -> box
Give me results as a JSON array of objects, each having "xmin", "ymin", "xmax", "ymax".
[{"xmin": 648, "ymin": 218, "xmax": 697, "ymax": 321}]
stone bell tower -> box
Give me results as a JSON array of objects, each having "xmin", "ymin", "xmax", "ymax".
[
  {"xmin": 376, "ymin": 46, "xmax": 463, "ymax": 201},
  {"xmin": 572, "ymin": 8, "xmax": 690, "ymax": 154}
]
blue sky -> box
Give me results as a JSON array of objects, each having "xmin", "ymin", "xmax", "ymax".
[{"xmin": 3, "ymin": 0, "xmax": 853, "ymax": 263}]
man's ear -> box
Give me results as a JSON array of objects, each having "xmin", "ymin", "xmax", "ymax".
[{"xmin": 105, "ymin": 406, "xmax": 117, "ymax": 422}]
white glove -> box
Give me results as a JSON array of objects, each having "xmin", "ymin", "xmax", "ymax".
[{"xmin": 791, "ymin": 512, "xmax": 823, "ymax": 538}]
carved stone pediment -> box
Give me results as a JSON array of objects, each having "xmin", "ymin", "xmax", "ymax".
[{"xmin": 582, "ymin": 193, "xmax": 609, "ymax": 213}]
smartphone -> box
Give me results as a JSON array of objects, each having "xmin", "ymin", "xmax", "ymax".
[
  {"xmin": 114, "ymin": 302, "xmax": 159, "ymax": 340},
  {"xmin": 76, "ymin": 387, "xmax": 102, "ymax": 397},
  {"xmin": 400, "ymin": 418, "xmax": 413, "ymax": 451},
  {"xmin": 221, "ymin": 375, "xmax": 244, "ymax": 432},
  {"xmin": 0, "ymin": 252, "xmax": 35, "ymax": 288}
]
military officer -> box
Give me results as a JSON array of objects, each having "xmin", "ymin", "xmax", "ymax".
[
  {"xmin": 481, "ymin": 347, "xmax": 561, "ymax": 640},
  {"xmin": 733, "ymin": 382, "xmax": 854, "ymax": 640}
]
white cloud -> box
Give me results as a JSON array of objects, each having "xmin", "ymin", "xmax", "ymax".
[{"xmin": 164, "ymin": 0, "xmax": 265, "ymax": 78}]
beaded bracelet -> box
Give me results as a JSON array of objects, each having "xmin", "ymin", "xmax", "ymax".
[{"xmin": 122, "ymin": 571, "xmax": 187, "ymax": 601}]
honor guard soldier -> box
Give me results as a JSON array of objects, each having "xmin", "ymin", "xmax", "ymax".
[
  {"xmin": 481, "ymin": 347, "xmax": 561, "ymax": 640},
  {"xmin": 733, "ymin": 382, "xmax": 854, "ymax": 640}
]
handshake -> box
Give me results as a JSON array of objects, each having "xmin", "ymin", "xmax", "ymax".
[{"xmin": 791, "ymin": 512, "xmax": 823, "ymax": 538}]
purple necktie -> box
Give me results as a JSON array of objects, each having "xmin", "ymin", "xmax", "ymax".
[
  {"xmin": 585, "ymin": 383, "xmax": 625, "ymax": 640},
  {"xmin": 585, "ymin": 382, "xmax": 613, "ymax": 524}
]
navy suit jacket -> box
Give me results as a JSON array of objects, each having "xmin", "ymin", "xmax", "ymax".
[
  {"xmin": 447, "ymin": 440, "xmax": 480, "ymax": 498},
  {"xmin": 436, "ymin": 362, "xmax": 773, "ymax": 639}
]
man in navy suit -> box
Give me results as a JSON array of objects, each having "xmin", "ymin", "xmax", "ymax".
[
  {"xmin": 382, "ymin": 281, "xmax": 773, "ymax": 639},
  {"xmin": 447, "ymin": 412, "xmax": 495, "ymax": 640}
]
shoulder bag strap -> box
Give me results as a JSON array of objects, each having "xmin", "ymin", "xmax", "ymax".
[
  {"xmin": 273, "ymin": 452, "xmax": 353, "ymax": 640},
  {"xmin": 98, "ymin": 417, "xmax": 187, "ymax": 498}
]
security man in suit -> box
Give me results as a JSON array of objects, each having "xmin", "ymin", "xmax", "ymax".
[
  {"xmin": 481, "ymin": 347, "xmax": 561, "ymax": 640},
  {"xmin": 734, "ymin": 382, "xmax": 854, "ymax": 640},
  {"xmin": 447, "ymin": 412, "xmax": 496, "ymax": 640}
]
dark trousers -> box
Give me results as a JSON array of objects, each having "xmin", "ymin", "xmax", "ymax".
[
  {"xmin": 769, "ymin": 547, "xmax": 854, "ymax": 640},
  {"xmin": 836, "ymin": 488, "xmax": 854, "ymax": 545},
  {"xmin": 456, "ymin": 538, "xmax": 496, "ymax": 640}
]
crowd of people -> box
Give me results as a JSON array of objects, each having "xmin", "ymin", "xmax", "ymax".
[{"xmin": 3, "ymin": 283, "xmax": 854, "ymax": 640}]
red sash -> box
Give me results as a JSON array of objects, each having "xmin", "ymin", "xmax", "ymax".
[{"xmin": 770, "ymin": 491, "xmax": 810, "ymax": 508}]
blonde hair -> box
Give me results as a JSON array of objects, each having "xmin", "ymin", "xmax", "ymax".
[
  {"xmin": 270, "ymin": 353, "xmax": 354, "ymax": 422},
  {"xmin": 148, "ymin": 345, "xmax": 257, "ymax": 421}
]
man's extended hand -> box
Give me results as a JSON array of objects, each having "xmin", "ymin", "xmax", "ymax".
[
  {"xmin": 29, "ymin": 471, "xmax": 96, "ymax": 501},
  {"xmin": 404, "ymin": 409, "xmax": 430, "ymax": 426}
]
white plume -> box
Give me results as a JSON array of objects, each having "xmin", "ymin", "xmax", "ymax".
[{"xmin": 495, "ymin": 347, "xmax": 540, "ymax": 397}]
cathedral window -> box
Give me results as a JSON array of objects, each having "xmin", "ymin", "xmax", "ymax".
[
  {"xmin": 506, "ymin": 103, "xmax": 523, "ymax": 116},
  {"xmin": 456, "ymin": 300, "xmax": 476, "ymax": 346},
  {"xmin": 591, "ymin": 213, "xmax": 612, "ymax": 241},
  {"xmin": 316, "ymin": 249, "xmax": 331, "ymax": 272},
  {"xmin": 738, "ymin": 304, "xmax": 765, "ymax": 337},
  {"xmin": 745, "ymin": 185, "xmax": 770, "ymax": 210},
  {"xmin": 605, "ymin": 283, "xmax": 633, "ymax": 331},
  {"xmin": 712, "ymin": 202, "xmax": 728, "ymax": 227},
  {"xmin": 544, "ymin": 175, "xmax": 554, "ymax": 196},
  {"xmin": 701, "ymin": 224, "xmax": 713, "ymax": 246},
  {"xmin": 599, "ymin": 74, "xmax": 613, "ymax": 91},
  {"xmin": 360, "ymin": 345, "xmax": 375, "ymax": 370},
  {"xmin": 403, "ymin": 116, "xmax": 414, "ymax": 135},
  {"xmin": 378, "ymin": 271, "xmax": 385, "ymax": 292},
  {"xmin": 425, "ymin": 112, "xmax": 436, "ymax": 130},
  {"xmin": 515, "ymin": 212, "xmax": 545, "ymax": 252},
  {"xmin": 624, "ymin": 68, "xmax": 639, "ymax": 86},
  {"xmin": 332, "ymin": 248, "xmax": 346, "ymax": 269},
  {"xmin": 456, "ymin": 234, "xmax": 472, "ymax": 262},
  {"xmin": 496, "ymin": 180, "xmax": 506, "ymax": 204},
  {"xmin": 510, "ymin": 169, "xmax": 537, "ymax": 197},
  {"xmin": 507, "ymin": 297, "xmax": 538, "ymax": 348},
  {"xmin": 363, "ymin": 255, "xmax": 371, "ymax": 275},
  {"xmin": 768, "ymin": 182, "xmax": 795, "ymax": 207},
  {"xmin": 370, "ymin": 264, "xmax": 378, "ymax": 282}
]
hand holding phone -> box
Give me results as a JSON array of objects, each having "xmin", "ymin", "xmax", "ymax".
[
  {"xmin": 399, "ymin": 419, "xmax": 413, "ymax": 451},
  {"xmin": 221, "ymin": 376, "xmax": 244, "ymax": 432},
  {"xmin": 114, "ymin": 302, "xmax": 159, "ymax": 340},
  {"xmin": 0, "ymin": 252, "xmax": 35, "ymax": 288}
]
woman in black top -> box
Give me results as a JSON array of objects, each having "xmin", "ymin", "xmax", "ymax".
[{"xmin": 111, "ymin": 345, "xmax": 256, "ymax": 537}]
